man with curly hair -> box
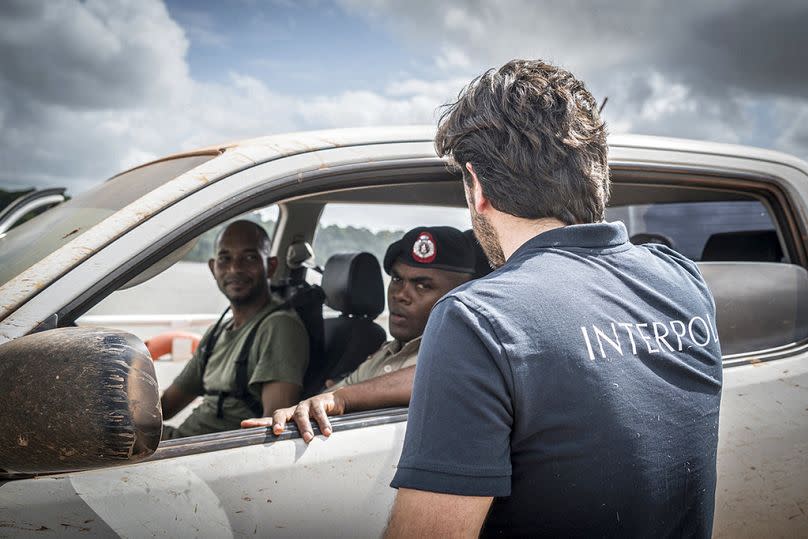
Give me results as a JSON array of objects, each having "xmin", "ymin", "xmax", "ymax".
[{"xmin": 386, "ymin": 60, "xmax": 722, "ymax": 538}]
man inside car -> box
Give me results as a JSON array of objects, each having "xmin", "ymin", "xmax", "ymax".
[
  {"xmin": 160, "ymin": 220, "xmax": 310, "ymax": 439},
  {"xmin": 241, "ymin": 226, "xmax": 480, "ymax": 441}
]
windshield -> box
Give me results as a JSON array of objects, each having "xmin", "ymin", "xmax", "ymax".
[{"xmin": 0, "ymin": 155, "xmax": 216, "ymax": 287}]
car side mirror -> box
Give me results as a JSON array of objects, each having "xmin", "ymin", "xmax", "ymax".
[{"xmin": 0, "ymin": 327, "xmax": 162, "ymax": 475}]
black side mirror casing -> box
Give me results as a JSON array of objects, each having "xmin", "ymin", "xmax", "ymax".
[{"xmin": 0, "ymin": 327, "xmax": 162, "ymax": 475}]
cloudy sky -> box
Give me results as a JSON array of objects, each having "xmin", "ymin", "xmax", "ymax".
[{"xmin": 1, "ymin": 0, "xmax": 807, "ymax": 197}]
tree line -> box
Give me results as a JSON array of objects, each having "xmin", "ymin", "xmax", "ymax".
[{"xmin": 182, "ymin": 217, "xmax": 404, "ymax": 268}]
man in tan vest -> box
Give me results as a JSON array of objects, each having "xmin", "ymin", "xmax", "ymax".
[{"xmin": 241, "ymin": 226, "xmax": 482, "ymax": 441}]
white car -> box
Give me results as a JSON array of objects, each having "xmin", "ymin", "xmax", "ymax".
[{"xmin": 1, "ymin": 127, "xmax": 807, "ymax": 538}]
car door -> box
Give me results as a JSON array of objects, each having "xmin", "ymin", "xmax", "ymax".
[
  {"xmin": 1, "ymin": 135, "xmax": 443, "ymax": 537},
  {"xmin": 2, "ymin": 411, "xmax": 407, "ymax": 537}
]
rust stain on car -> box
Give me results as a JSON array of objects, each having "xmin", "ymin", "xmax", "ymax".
[
  {"xmin": 59, "ymin": 522, "xmax": 91, "ymax": 532},
  {"xmin": 61, "ymin": 228, "xmax": 80, "ymax": 239},
  {"xmin": 0, "ymin": 521, "xmax": 51, "ymax": 532}
]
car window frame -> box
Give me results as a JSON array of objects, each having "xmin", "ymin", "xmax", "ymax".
[
  {"xmin": 152, "ymin": 407, "xmax": 408, "ymax": 461},
  {"xmin": 609, "ymin": 162, "xmax": 807, "ymax": 267}
]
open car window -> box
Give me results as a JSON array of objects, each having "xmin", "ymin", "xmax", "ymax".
[
  {"xmin": 81, "ymin": 206, "xmax": 279, "ymax": 327},
  {"xmin": 77, "ymin": 206, "xmax": 280, "ymax": 431},
  {"xmin": 606, "ymin": 194, "xmax": 803, "ymax": 358},
  {"xmin": 607, "ymin": 200, "xmax": 782, "ymax": 262},
  {"xmin": 74, "ymin": 198, "xmax": 474, "ymax": 441},
  {"xmin": 311, "ymin": 202, "xmax": 472, "ymax": 334}
]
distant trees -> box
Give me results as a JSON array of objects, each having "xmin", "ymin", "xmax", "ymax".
[
  {"xmin": 182, "ymin": 217, "xmax": 402, "ymax": 267},
  {"xmin": 0, "ymin": 189, "xmax": 34, "ymax": 212},
  {"xmin": 0, "ymin": 188, "xmax": 71, "ymax": 230},
  {"xmin": 313, "ymin": 224, "xmax": 404, "ymax": 267},
  {"xmin": 182, "ymin": 215, "xmax": 276, "ymax": 262}
]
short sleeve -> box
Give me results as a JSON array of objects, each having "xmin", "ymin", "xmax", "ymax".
[
  {"xmin": 248, "ymin": 311, "xmax": 310, "ymax": 392},
  {"xmin": 391, "ymin": 297, "xmax": 514, "ymax": 497},
  {"xmin": 331, "ymin": 347, "xmax": 384, "ymax": 389},
  {"xmin": 329, "ymin": 363, "xmax": 363, "ymax": 389}
]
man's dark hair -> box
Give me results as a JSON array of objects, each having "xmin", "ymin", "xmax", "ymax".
[{"xmin": 435, "ymin": 59, "xmax": 609, "ymax": 224}]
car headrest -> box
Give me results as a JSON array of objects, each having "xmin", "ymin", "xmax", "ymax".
[
  {"xmin": 701, "ymin": 230, "xmax": 783, "ymax": 262},
  {"xmin": 629, "ymin": 232, "xmax": 673, "ymax": 248},
  {"xmin": 322, "ymin": 252, "xmax": 385, "ymax": 317}
]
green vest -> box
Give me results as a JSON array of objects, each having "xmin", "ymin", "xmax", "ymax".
[{"xmin": 167, "ymin": 298, "xmax": 309, "ymax": 438}]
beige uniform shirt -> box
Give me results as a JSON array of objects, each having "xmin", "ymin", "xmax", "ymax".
[{"xmin": 331, "ymin": 336, "xmax": 421, "ymax": 390}]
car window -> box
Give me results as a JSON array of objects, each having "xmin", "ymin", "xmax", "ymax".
[
  {"xmin": 311, "ymin": 203, "xmax": 472, "ymax": 335},
  {"xmin": 0, "ymin": 155, "xmax": 216, "ymax": 287},
  {"xmin": 78, "ymin": 206, "xmax": 279, "ymax": 429},
  {"xmin": 607, "ymin": 197, "xmax": 808, "ymax": 357},
  {"xmin": 606, "ymin": 200, "xmax": 781, "ymax": 262},
  {"xmin": 82, "ymin": 205, "xmax": 278, "ymax": 333}
]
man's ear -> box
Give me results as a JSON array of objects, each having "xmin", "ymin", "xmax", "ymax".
[
  {"xmin": 465, "ymin": 163, "xmax": 490, "ymax": 214},
  {"xmin": 266, "ymin": 256, "xmax": 279, "ymax": 279},
  {"xmin": 208, "ymin": 258, "xmax": 215, "ymax": 276}
]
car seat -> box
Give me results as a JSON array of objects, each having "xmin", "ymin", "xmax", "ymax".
[
  {"xmin": 701, "ymin": 230, "xmax": 783, "ymax": 262},
  {"xmin": 629, "ymin": 232, "xmax": 674, "ymax": 248},
  {"xmin": 273, "ymin": 240, "xmax": 326, "ymax": 391},
  {"xmin": 301, "ymin": 252, "xmax": 386, "ymax": 397}
]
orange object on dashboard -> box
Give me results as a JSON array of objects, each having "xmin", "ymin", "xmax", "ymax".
[{"xmin": 145, "ymin": 331, "xmax": 201, "ymax": 361}]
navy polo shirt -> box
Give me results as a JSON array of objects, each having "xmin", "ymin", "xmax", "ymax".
[{"xmin": 391, "ymin": 222, "xmax": 722, "ymax": 538}]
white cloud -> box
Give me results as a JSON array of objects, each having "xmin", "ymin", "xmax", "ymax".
[
  {"xmin": 120, "ymin": 148, "xmax": 160, "ymax": 172},
  {"xmin": 298, "ymin": 90, "xmax": 437, "ymax": 128},
  {"xmin": 0, "ymin": 1, "xmax": 467, "ymax": 195},
  {"xmin": 773, "ymin": 99, "xmax": 808, "ymax": 158},
  {"xmin": 3, "ymin": 0, "xmax": 808, "ymax": 198},
  {"xmin": 0, "ymin": 0, "xmax": 190, "ymax": 108},
  {"xmin": 169, "ymin": 6, "xmax": 227, "ymax": 47},
  {"xmin": 435, "ymin": 46, "xmax": 472, "ymax": 71},
  {"xmin": 384, "ymin": 77, "xmax": 468, "ymax": 99},
  {"xmin": 340, "ymin": 0, "xmax": 808, "ymax": 98},
  {"xmin": 442, "ymin": 6, "xmax": 484, "ymax": 39},
  {"xmin": 0, "ymin": 0, "xmax": 194, "ymax": 192},
  {"xmin": 598, "ymin": 71, "xmax": 749, "ymax": 145},
  {"xmin": 0, "ymin": 0, "xmax": 491, "ymax": 195},
  {"xmin": 637, "ymin": 75, "xmax": 694, "ymax": 122},
  {"xmin": 338, "ymin": 0, "xmax": 808, "ymax": 161}
]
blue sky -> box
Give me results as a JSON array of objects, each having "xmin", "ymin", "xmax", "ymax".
[
  {"xmin": 1, "ymin": 0, "xmax": 807, "ymax": 199},
  {"xmin": 168, "ymin": 0, "xmax": 429, "ymax": 95}
]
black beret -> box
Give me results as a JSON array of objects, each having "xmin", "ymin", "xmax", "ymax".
[{"xmin": 383, "ymin": 226, "xmax": 476, "ymax": 275}]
